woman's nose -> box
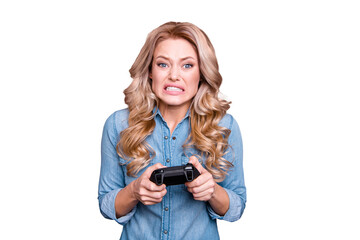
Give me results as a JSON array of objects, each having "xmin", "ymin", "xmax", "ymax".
[{"xmin": 169, "ymin": 66, "xmax": 180, "ymax": 81}]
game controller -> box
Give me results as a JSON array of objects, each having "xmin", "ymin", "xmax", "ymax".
[{"xmin": 150, "ymin": 163, "xmax": 200, "ymax": 186}]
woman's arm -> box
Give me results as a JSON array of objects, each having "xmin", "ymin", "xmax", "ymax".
[
  {"xmin": 98, "ymin": 111, "xmax": 167, "ymax": 222},
  {"xmin": 208, "ymin": 183, "xmax": 230, "ymax": 216},
  {"xmin": 115, "ymin": 163, "xmax": 167, "ymax": 218},
  {"xmin": 185, "ymin": 115, "xmax": 246, "ymax": 219},
  {"xmin": 212, "ymin": 115, "xmax": 246, "ymax": 221},
  {"xmin": 114, "ymin": 184, "xmax": 138, "ymax": 218}
]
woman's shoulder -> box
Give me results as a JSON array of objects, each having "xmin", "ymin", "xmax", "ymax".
[
  {"xmin": 103, "ymin": 108, "xmax": 130, "ymax": 134},
  {"xmin": 219, "ymin": 113, "xmax": 238, "ymax": 130}
]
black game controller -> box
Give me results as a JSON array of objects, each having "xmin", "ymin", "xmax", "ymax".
[{"xmin": 150, "ymin": 163, "xmax": 200, "ymax": 186}]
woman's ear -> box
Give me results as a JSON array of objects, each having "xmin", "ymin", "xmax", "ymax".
[
  {"xmin": 148, "ymin": 62, "xmax": 153, "ymax": 79},
  {"xmin": 148, "ymin": 72, "xmax": 153, "ymax": 85},
  {"xmin": 198, "ymin": 78, "xmax": 203, "ymax": 88}
]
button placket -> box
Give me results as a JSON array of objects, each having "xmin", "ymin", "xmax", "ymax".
[{"xmin": 162, "ymin": 123, "xmax": 171, "ymax": 239}]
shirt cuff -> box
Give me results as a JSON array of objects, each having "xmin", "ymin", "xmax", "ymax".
[
  {"xmin": 207, "ymin": 188, "xmax": 243, "ymax": 222},
  {"xmin": 99, "ymin": 188, "xmax": 137, "ymax": 225}
]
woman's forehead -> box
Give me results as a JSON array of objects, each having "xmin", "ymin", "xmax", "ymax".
[{"xmin": 153, "ymin": 38, "xmax": 198, "ymax": 60}]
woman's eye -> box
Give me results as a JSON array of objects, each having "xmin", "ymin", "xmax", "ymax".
[
  {"xmin": 184, "ymin": 64, "xmax": 193, "ymax": 69},
  {"xmin": 158, "ymin": 63, "xmax": 168, "ymax": 68}
]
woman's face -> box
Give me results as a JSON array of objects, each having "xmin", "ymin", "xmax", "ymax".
[{"xmin": 150, "ymin": 38, "xmax": 200, "ymax": 112}]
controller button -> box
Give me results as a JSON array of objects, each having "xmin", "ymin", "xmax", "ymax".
[
  {"xmin": 186, "ymin": 171, "xmax": 193, "ymax": 181},
  {"xmin": 155, "ymin": 174, "xmax": 162, "ymax": 184}
]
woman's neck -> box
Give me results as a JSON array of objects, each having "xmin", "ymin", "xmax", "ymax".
[{"xmin": 159, "ymin": 104, "xmax": 190, "ymax": 135}]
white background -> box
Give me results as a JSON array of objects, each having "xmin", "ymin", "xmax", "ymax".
[{"xmin": 1, "ymin": 0, "xmax": 359, "ymax": 239}]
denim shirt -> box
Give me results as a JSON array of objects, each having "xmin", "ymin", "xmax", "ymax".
[{"xmin": 98, "ymin": 108, "xmax": 246, "ymax": 240}]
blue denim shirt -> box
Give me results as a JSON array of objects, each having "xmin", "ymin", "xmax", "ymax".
[{"xmin": 98, "ymin": 108, "xmax": 246, "ymax": 240}]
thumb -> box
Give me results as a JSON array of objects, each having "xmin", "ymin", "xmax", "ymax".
[
  {"xmin": 143, "ymin": 163, "xmax": 165, "ymax": 178},
  {"xmin": 188, "ymin": 156, "xmax": 206, "ymax": 174}
]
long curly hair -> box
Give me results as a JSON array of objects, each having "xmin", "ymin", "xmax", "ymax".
[{"xmin": 117, "ymin": 22, "xmax": 233, "ymax": 181}]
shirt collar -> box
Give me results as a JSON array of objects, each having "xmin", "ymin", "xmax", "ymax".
[{"xmin": 153, "ymin": 107, "xmax": 191, "ymax": 123}]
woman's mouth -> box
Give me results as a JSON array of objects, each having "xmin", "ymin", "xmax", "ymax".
[
  {"xmin": 165, "ymin": 86, "xmax": 184, "ymax": 92},
  {"xmin": 163, "ymin": 85, "xmax": 185, "ymax": 95}
]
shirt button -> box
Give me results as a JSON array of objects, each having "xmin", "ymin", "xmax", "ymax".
[
  {"xmin": 172, "ymin": 136, "xmax": 176, "ymax": 140},
  {"xmin": 164, "ymin": 230, "xmax": 168, "ymax": 234},
  {"xmin": 166, "ymin": 159, "xmax": 170, "ymax": 163},
  {"xmin": 165, "ymin": 207, "xmax": 169, "ymax": 211},
  {"xmin": 164, "ymin": 136, "xmax": 168, "ymax": 140}
]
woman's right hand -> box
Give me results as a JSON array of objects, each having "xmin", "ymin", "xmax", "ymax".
[{"xmin": 129, "ymin": 163, "xmax": 167, "ymax": 205}]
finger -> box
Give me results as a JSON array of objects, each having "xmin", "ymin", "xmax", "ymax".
[
  {"xmin": 143, "ymin": 163, "xmax": 166, "ymax": 178},
  {"xmin": 193, "ymin": 190, "xmax": 212, "ymax": 199},
  {"xmin": 185, "ymin": 172, "xmax": 211, "ymax": 188},
  {"xmin": 139, "ymin": 188, "xmax": 167, "ymax": 199},
  {"xmin": 188, "ymin": 156, "xmax": 206, "ymax": 174},
  {"xmin": 188, "ymin": 179, "xmax": 215, "ymax": 195},
  {"xmin": 142, "ymin": 178, "xmax": 166, "ymax": 192},
  {"xmin": 188, "ymin": 186, "xmax": 214, "ymax": 201},
  {"xmin": 141, "ymin": 197, "xmax": 164, "ymax": 205},
  {"xmin": 142, "ymin": 199, "xmax": 163, "ymax": 205},
  {"xmin": 193, "ymin": 195, "xmax": 212, "ymax": 202},
  {"xmin": 186, "ymin": 186, "xmax": 212, "ymax": 201}
]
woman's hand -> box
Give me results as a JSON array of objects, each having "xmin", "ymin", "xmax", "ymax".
[
  {"xmin": 129, "ymin": 163, "xmax": 167, "ymax": 205},
  {"xmin": 185, "ymin": 156, "xmax": 230, "ymax": 216},
  {"xmin": 185, "ymin": 156, "xmax": 216, "ymax": 201}
]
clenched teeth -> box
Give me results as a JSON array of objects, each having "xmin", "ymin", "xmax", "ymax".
[{"xmin": 166, "ymin": 87, "xmax": 183, "ymax": 91}]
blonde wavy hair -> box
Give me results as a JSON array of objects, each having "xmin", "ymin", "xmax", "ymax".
[{"xmin": 117, "ymin": 21, "xmax": 233, "ymax": 181}]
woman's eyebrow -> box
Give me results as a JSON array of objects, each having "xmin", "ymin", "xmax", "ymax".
[
  {"xmin": 180, "ymin": 56, "xmax": 196, "ymax": 61},
  {"xmin": 155, "ymin": 55, "xmax": 169, "ymax": 60},
  {"xmin": 155, "ymin": 55, "xmax": 196, "ymax": 61}
]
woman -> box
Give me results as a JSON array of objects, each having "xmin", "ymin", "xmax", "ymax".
[{"xmin": 98, "ymin": 21, "xmax": 246, "ymax": 240}]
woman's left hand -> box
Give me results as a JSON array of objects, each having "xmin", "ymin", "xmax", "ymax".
[{"xmin": 185, "ymin": 156, "xmax": 217, "ymax": 201}]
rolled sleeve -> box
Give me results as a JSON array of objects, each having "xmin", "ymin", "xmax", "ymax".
[
  {"xmin": 207, "ymin": 188, "xmax": 245, "ymax": 222},
  {"xmin": 207, "ymin": 114, "xmax": 247, "ymax": 222},
  {"xmin": 98, "ymin": 111, "xmax": 136, "ymax": 225},
  {"xmin": 99, "ymin": 188, "xmax": 137, "ymax": 225}
]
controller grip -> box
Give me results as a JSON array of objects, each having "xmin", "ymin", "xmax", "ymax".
[{"xmin": 150, "ymin": 163, "xmax": 200, "ymax": 186}]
